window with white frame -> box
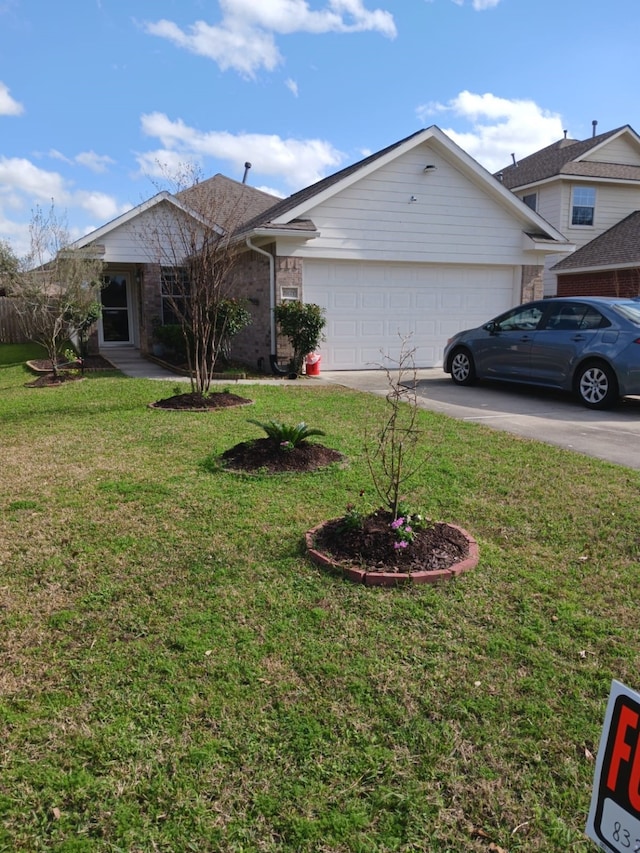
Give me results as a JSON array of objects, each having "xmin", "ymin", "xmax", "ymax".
[
  {"xmin": 571, "ymin": 187, "xmax": 596, "ymax": 226},
  {"xmin": 280, "ymin": 286, "xmax": 300, "ymax": 303}
]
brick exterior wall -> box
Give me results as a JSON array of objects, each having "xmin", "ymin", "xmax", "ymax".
[
  {"xmin": 140, "ymin": 263, "xmax": 163, "ymax": 355},
  {"xmin": 219, "ymin": 249, "xmax": 303, "ymax": 371},
  {"xmin": 521, "ymin": 265, "xmax": 544, "ymax": 302},
  {"xmin": 557, "ymin": 268, "xmax": 640, "ymax": 298},
  {"xmin": 227, "ymin": 249, "xmax": 273, "ymax": 370}
]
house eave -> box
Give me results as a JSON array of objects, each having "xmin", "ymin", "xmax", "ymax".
[
  {"xmin": 554, "ymin": 260, "xmax": 640, "ymax": 274},
  {"xmin": 244, "ymin": 226, "xmax": 321, "ymax": 241},
  {"xmin": 523, "ymin": 233, "xmax": 575, "ymax": 254}
]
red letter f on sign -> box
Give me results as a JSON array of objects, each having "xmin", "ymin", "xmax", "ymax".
[{"xmin": 607, "ymin": 705, "xmax": 639, "ymax": 793}]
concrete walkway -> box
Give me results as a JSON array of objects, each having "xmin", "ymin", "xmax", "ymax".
[{"xmin": 101, "ymin": 346, "xmax": 349, "ymax": 386}]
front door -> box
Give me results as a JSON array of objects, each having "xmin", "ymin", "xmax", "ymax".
[{"xmin": 100, "ymin": 273, "xmax": 132, "ymax": 345}]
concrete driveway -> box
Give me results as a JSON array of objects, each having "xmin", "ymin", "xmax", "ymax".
[{"xmin": 321, "ymin": 368, "xmax": 640, "ymax": 470}]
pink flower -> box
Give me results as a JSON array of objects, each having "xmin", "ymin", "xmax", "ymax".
[
  {"xmin": 390, "ymin": 517, "xmax": 404, "ymax": 529},
  {"xmin": 394, "ymin": 540, "xmax": 408, "ymax": 549}
]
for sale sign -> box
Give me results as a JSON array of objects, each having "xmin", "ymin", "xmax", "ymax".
[{"xmin": 586, "ymin": 681, "xmax": 640, "ymax": 852}]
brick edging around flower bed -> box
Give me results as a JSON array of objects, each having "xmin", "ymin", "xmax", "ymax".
[{"xmin": 305, "ymin": 520, "xmax": 479, "ymax": 587}]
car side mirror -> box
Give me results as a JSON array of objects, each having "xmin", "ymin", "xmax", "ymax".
[{"xmin": 485, "ymin": 321, "xmax": 498, "ymax": 334}]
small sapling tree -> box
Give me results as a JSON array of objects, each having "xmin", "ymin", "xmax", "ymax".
[{"xmin": 364, "ymin": 334, "xmax": 430, "ymax": 519}]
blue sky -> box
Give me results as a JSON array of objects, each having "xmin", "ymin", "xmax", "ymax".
[{"xmin": 1, "ymin": 0, "xmax": 638, "ymax": 255}]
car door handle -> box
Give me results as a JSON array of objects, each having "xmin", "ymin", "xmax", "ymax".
[{"xmin": 571, "ymin": 334, "xmax": 586, "ymax": 341}]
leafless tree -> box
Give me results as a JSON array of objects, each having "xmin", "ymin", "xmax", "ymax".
[
  {"xmin": 142, "ymin": 166, "xmax": 254, "ymax": 398},
  {"xmin": 7, "ymin": 205, "xmax": 104, "ymax": 375}
]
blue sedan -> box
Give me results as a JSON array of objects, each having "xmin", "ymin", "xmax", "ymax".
[{"xmin": 443, "ymin": 297, "xmax": 640, "ymax": 409}]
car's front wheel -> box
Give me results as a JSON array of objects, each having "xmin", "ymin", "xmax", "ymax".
[
  {"xmin": 449, "ymin": 348, "xmax": 476, "ymax": 386},
  {"xmin": 575, "ymin": 361, "xmax": 618, "ymax": 409}
]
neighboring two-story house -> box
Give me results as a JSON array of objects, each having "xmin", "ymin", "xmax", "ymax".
[{"xmin": 496, "ymin": 124, "xmax": 640, "ymax": 298}]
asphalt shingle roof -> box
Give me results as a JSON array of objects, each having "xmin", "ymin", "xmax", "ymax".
[
  {"xmin": 177, "ymin": 174, "xmax": 281, "ymax": 231},
  {"xmin": 551, "ymin": 210, "xmax": 640, "ymax": 271},
  {"xmin": 496, "ymin": 126, "xmax": 640, "ymax": 189}
]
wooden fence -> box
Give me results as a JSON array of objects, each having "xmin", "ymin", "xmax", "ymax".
[{"xmin": 0, "ymin": 297, "xmax": 28, "ymax": 343}]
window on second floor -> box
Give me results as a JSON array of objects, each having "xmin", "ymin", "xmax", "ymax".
[
  {"xmin": 571, "ymin": 186, "xmax": 596, "ymax": 226},
  {"xmin": 522, "ymin": 193, "xmax": 537, "ymax": 212}
]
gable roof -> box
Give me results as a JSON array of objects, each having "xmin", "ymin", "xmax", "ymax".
[
  {"xmin": 496, "ymin": 125, "xmax": 640, "ymax": 190},
  {"xmin": 552, "ymin": 210, "xmax": 640, "ymax": 272},
  {"xmin": 70, "ymin": 191, "xmax": 220, "ymax": 251},
  {"xmin": 71, "ymin": 175, "xmax": 279, "ymax": 251},
  {"xmin": 238, "ymin": 125, "xmax": 569, "ymax": 246},
  {"xmin": 72, "ymin": 126, "xmax": 571, "ymax": 253},
  {"xmin": 177, "ymin": 173, "xmax": 280, "ymax": 231}
]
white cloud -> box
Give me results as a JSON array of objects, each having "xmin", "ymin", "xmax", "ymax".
[
  {"xmin": 74, "ymin": 190, "xmax": 127, "ymax": 221},
  {"xmin": 451, "ymin": 0, "xmax": 501, "ymax": 8},
  {"xmin": 0, "ymin": 81, "xmax": 24, "ymax": 116},
  {"xmin": 48, "ymin": 148, "xmax": 115, "ymax": 173},
  {"xmin": 139, "ymin": 112, "xmax": 345, "ymax": 189},
  {"xmin": 418, "ymin": 91, "xmax": 564, "ymax": 172},
  {"xmin": 285, "ymin": 78, "xmax": 299, "ymax": 97},
  {"xmin": 143, "ymin": 0, "xmax": 395, "ymax": 77},
  {"xmin": 0, "ymin": 157, "xmax": 68, "ymax": 202},
  {"xmin": 135, "ymin": 148, "xmax": 202, "ymax": 181},
  {"xmin": 75, "ymin": 151, "xmax": 115, "ymax": 174},
  {"xmin": 0, "ymin": 155, "xmax": 127, "ymax": 253},
  {"xmin": 144, "ymin": 18, "xmax": 282, "ymax": 77}
]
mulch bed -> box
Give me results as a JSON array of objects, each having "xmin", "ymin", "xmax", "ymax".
[
  {"xmin": 150, "ymin": 391, "xmax": 253, "ymax": 411},
  {"xmin": 24, "ymin": 355, "xmax": 117, "ymax": 388},
  {"xmin": 312, "ymin": 509, "xmax": 470, "ymax": 573},
  {"xmin": 25, "ymin": 372, "xmax": 86, "ymax": 388},
  {"xmin": 27, "ymin": 356, "xmax": 115, "ymax": 373},
  {"xmin": 220, "ymin": 438, "xmax": 345, "ymax": 473}
]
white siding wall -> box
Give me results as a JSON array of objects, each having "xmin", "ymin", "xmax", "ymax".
[
  {"xmin": 583, "ymin": 136, "xmax": 640, "ymax": 166},
  {"xmin": 283, "ymin": 145, "xmax": 539, "ymax": 267},
  {"xmin": 92, "ymin": 204, "xmax": 200, "ymax": 265}
]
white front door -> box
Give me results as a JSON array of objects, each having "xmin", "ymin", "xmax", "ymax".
[{"xmin": 99, "ymin": 273, "xmax": 133, "ymax": 346}]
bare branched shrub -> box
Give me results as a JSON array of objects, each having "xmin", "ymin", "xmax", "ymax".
[
  {"xmin": 7, "ymin": 205, "xmax": 104, "ymax": 374},
  {"xmin": 364, "ymin": 335, "xmax": 429, "ymax": 518},
  {"xmin": 140, "ymin": 166, "xmax": 254, "ymax": 396}
]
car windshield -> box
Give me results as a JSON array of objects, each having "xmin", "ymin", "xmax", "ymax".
[{"xmin": 611, "ymin": 301, "xmax": 640, "ymax": 326}]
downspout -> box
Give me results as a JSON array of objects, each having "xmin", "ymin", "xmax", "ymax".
[{"xmin": 245, "ymin": 237, "xmax": 286, "ymax": 374}]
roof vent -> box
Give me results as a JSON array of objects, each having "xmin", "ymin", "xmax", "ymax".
[
  {"xmin": 242, "ymin": 162, "xmax": 252, "ymax": 184},
  {"xmin": 592, "ymin": 120, "xmax": 598, "ymax": 138},
  {"xmin": 511, "ymin": 153, "xmax": 517, "ymax": 166}
]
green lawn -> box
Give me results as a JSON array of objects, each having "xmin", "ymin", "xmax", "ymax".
[{"xmin": 0, "ymin": 354, "xmax": 638, "ymax": 851}]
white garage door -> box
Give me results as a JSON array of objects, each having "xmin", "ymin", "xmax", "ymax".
[{"xmin": 303, "ymin": 260, "xmax": 517, "ymax": 370}]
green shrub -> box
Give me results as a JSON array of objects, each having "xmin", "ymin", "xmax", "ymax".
[
  {"xmin": 247, "ymin": 418, "xmax": 326, "ymax": 450},
  {"xmin": 274, "ymin": 301, "xmax": 326, "ymax": 374}
]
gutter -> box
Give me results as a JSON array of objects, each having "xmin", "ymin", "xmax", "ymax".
[{"xmin": 245, "ymin": 237, "xmax": 286, "ymax": 374}]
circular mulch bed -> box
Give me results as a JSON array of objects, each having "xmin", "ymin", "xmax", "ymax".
[
  {"xmin": 27, "ymin": 356, "xmax": 115, "ymax": 372},
  {"xmin": 306, "ymin": 509, "xmax": 478, "ymax": 586},
  {"xmin": 150, "ymin": 391, "xmax": 253, "ymax": 411},
  {"xmin": 25, "ymin": 372, "xmax": 85, "ymax": 388},
  {"xmin": 220, "ymin": 438, "xmax": 345, "ymax": 474}
]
